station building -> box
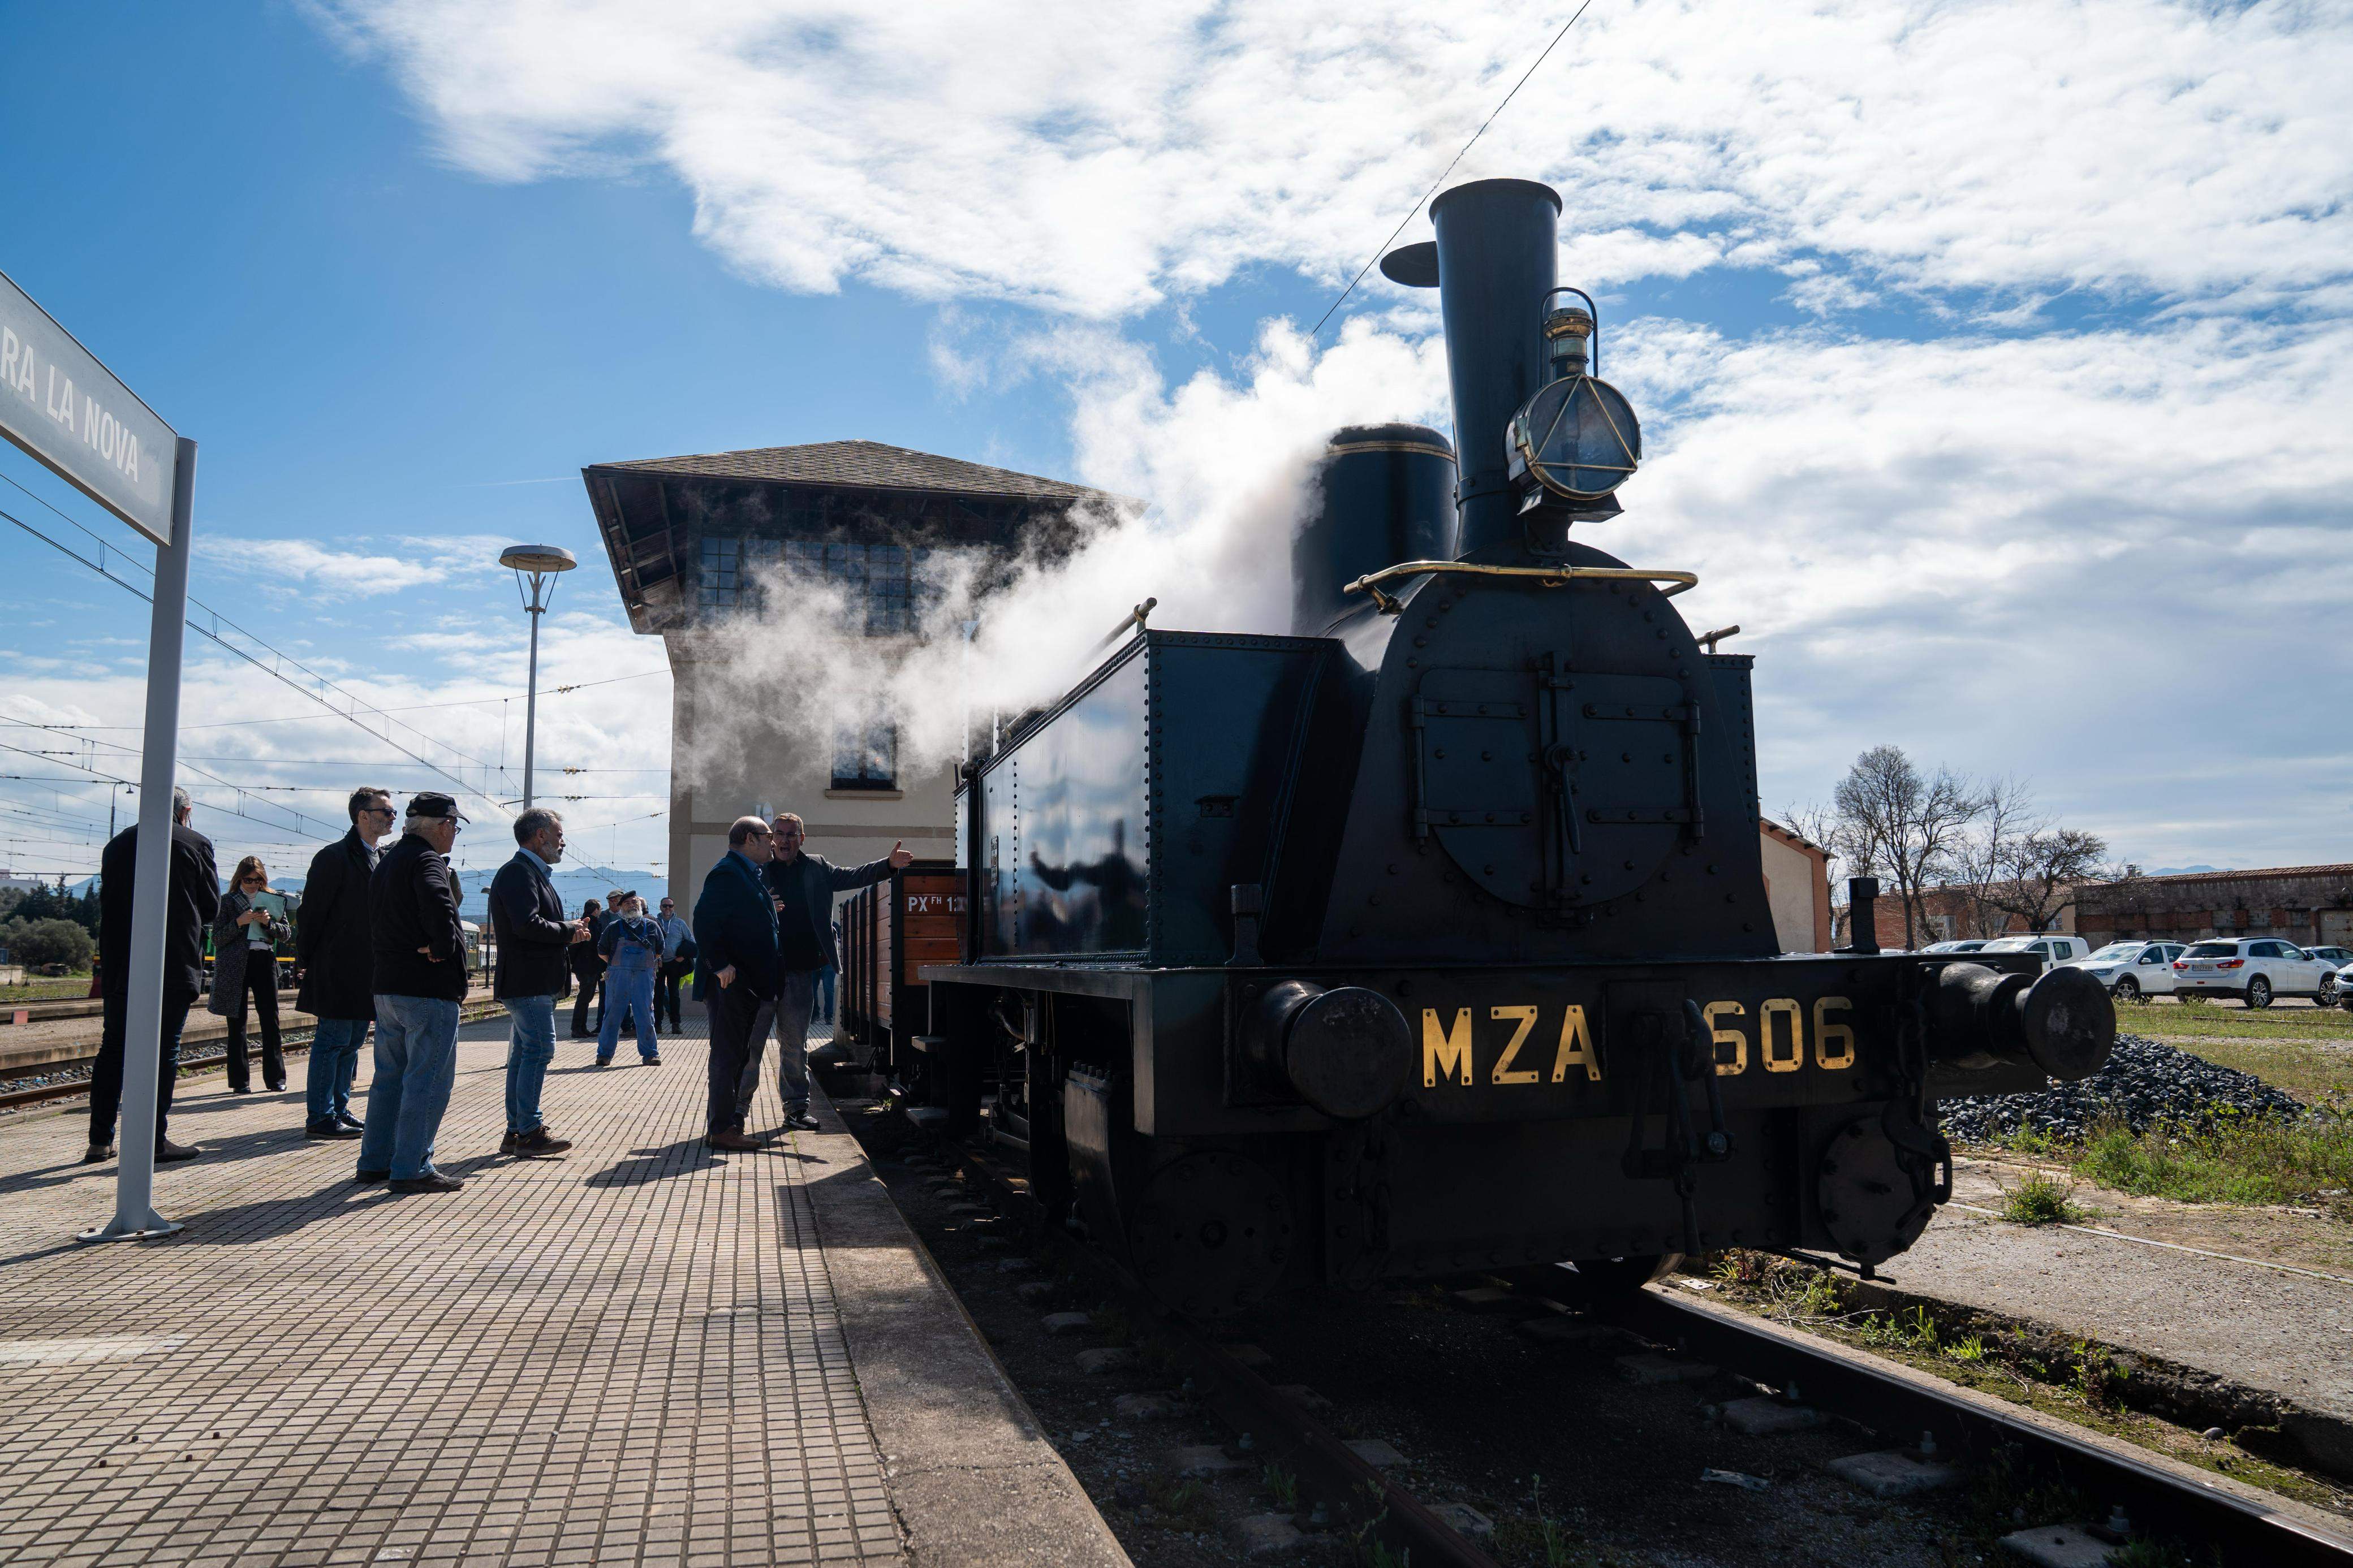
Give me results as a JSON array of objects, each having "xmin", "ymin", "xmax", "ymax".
[
  {"xmin": 2074, "ymin": 863, "xmax": 2353, "ymax": 951},
  {"xmin": 583, "ymin": 439, "xmax": 1108, "ymax": 927}
]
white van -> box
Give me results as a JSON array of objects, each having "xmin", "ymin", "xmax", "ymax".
[{"xmin": 1975, "ymin": 933, "xmax": 2092, "ymax": 971}]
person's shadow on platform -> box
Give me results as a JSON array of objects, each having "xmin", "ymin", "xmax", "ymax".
[{"xmin": 585, "ymin": 1137, "xmax": 726, "ymax": 1189}]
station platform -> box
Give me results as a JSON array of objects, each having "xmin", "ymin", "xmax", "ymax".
[{"xmin": 0, "ymin": 1015, "xmax": 1127, "ymax": 1568}]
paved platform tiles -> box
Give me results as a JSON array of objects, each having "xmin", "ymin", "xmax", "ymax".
[{"xmin": 0, "ymin": 1016, "xmax": 1127, "ymax": 1568}]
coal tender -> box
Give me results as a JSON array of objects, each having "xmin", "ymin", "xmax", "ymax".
[{"xmin": 918, "ymin": 177, "xmax": 2115, "ymax": 1316}]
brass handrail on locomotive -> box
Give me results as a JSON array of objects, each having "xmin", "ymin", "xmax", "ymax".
[{"xmin": 1344, "ymin": 560, "xmax": 1698, "ymax": 615}]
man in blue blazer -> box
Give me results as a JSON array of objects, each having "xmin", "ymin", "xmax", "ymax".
[{"xmin": 693, "ymin": 816, "xmax": 779, "ymax": 1151}]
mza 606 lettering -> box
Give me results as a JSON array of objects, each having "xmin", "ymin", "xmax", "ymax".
[{"xmin": 902, "ymin": 178, "xmax": 2114, "ymax": 1317}]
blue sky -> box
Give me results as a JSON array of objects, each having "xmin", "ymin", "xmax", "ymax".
[{"xmin": 3, "ymin": 0, "xmax": 2350, "ymax": 896}]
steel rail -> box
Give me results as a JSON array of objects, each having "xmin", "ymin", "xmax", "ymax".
[
  {"xmin": 0, "ymin": 1001, "xmax": 510, "ymax": 1111},
  {"xmin": 949, "ymin": 1137, "xmax": 1501, "ymax": 1568},
  {"xmin": 1588, "ymin": 1285, "xmax": 2353, "ymax": 1566}
]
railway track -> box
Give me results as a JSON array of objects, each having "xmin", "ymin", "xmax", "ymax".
[
  {"xmin": 0, "ymin": 1000, "xmax": 511, "ymax": 1111},
  {"xmin": 885, "ymin": 1113, "xmax": 2353, "ymax": 1567}
]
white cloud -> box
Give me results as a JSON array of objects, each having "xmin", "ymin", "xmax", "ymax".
[
  {"xmin": 314, "ymin": 0, "xmax": 2353, "ymax": 315},
  {"xmin": 201, "ymin": 537, "xmax": 449, "ymax": 597},
  {"xmin": 291, "ymin": 0, "xmax": 2353, "ymax": 869}
]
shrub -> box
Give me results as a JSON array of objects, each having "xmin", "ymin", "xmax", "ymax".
[
  {"xmin": 1998, "ymin": 1171, "xmax": 2090, "ymax": 1226},
  {"xmin": 2, "ymin": 917, "xmax": 93, "ymax": 971}
]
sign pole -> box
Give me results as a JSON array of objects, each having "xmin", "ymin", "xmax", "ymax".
[{"xmin": 80, "ymin": 436, "xmax": 196, "ymax": 1242}]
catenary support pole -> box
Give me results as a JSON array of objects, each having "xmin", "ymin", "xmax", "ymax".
[{"xmin": 81, "ymin": 436, "xmax": 197, "ymax": 1242}]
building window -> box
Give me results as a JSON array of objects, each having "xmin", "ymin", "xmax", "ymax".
[
  {"xmin": 831, "ymin": 721, "xmax": 897, "ymax": 790},
  {"xmin": 698, "ymin": 536, "xmax": 780, "ymax": 613},
  {"xmin": 782, "ymin": 539, "xmax": 939, "ymax": 635},
  {"xmin": 701, "ymin": 535, "xmax": 949, "ymax": 631}
]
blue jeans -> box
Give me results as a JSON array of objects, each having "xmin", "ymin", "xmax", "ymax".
[
  {"xmin": 306, "ymin": 1017, "xmax": 367, "ymax": 1127},
  {"xmin": 503, "ymin": 995, "xmax": 558, "ymax": 1133},
  {"xmin": 360, "ymin": 995, "xmax": 460, "ymax": 1181},
  {"xmin": 598, "ymin": 965, "xmax": 658, "ymax": 1061},
  {"xmin": 817, "ymin": 965, "xmax": 835, "ymax": 1023}
]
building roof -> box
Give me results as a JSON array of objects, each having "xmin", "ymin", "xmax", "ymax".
[
  {"xmin": 1759, "ymin": 816, "xmax": 1828, "ymax": 857},
  {"xmin": 597, "ymin": 439, "xmax": 1110, "ymax": 506},
  {"xmin": 2102, "ymin": 863, "xmax": 2353, "ymax": 888}
]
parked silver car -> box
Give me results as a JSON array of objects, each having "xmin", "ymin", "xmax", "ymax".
[
  {"xmin": 2172, "ymin": 938, "xmax": 2337, "ymax": 1008},
  {"xmin": 2066, "ymin": 940, "xmax": 2186, "ymax": 1001}
]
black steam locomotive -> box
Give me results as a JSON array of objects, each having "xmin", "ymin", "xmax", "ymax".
[{"xmin": 907, "ymin": 178, "xmax": 2114, "ymax": 1316}]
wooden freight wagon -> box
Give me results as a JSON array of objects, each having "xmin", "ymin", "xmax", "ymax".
[{"xmin": 839, "ymin": 860, "xmax": 964, "ymax": 1077}]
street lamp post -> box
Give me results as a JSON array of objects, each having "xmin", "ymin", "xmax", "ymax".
[{"xmin": 499, "ymin": 545, "xmax": 578, "ymax": 810}]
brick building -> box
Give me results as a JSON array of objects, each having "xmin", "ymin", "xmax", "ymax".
[{"xmin": 2075, "ymin": 864, "xmax": 2353, "ymax": 950}]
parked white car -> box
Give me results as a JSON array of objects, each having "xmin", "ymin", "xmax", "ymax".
[
  {"xmin": 2335, "ymin": 961, "xmax": 2353, "ymax": 1012},
  {"xmin": 2172, "ymin": 938, "xmax": 2338, "ymax": 1008},
  {"xmin": 2065, "ymin": 940, "xmax": 2187, "ymax": 1001},
  {"xmin": 1920, "ymin": 939, "xmax": 1989, "ymax": 954},
  {"xmin": 1975, "ymin": 933, "xmax": 2093, "ymax": 970},
  {"xmin": 2304, "ymin": 947, "xmax": 2352, "ymax": 1005}
]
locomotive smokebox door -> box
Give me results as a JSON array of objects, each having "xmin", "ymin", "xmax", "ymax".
[{"xmin": 1417, "ymin": 662, "xmax": 1697, "ymax": 908}]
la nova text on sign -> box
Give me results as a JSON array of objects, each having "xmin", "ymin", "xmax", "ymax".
[{"xmin": 0, "ymin": 270, "xmax": 176, "ymax": 546}]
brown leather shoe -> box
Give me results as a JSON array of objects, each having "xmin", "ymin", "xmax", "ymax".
[
  {"xmin": 707, "ymin": 1130, "xmax": 761, "ymax": 1152},
  {"xmin": 513, "ymin": 1128, "xmax": 572, "ymax": 1157},
  {"xmin": 155, "ymin": 1139, "xmax": 201, "ymax": 1163},
  {"xmin": 82, "ymin": 1142, "xmax": 115, "ymax": 1165}
]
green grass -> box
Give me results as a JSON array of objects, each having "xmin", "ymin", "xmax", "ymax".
[
  {"xmin": 2074, "ymin": 1114, "xmax": 2353, "ymax": 1210},
  {"xmin": 0, "ymin": 974, "xmax": 95, "ymax": 1001},
  {"xmin": 2137, "ymin": 997, "xmax": 2353, "ymax": 1043},
  {"xmin": 1997, "ymin": 1170, "xmax": 2094, "ymax": 1226}
]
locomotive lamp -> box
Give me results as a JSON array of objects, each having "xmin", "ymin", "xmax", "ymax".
[{"xmin": 1506, "ymin": 285, "xmax": 1641, "ymax": 511}]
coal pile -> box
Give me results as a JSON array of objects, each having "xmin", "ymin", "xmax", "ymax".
[{"xmin": 1938, "ymin": 1032, "xmax": 2304, "ymax": 1143}]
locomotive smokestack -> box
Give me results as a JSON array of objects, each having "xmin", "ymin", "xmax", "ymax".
[
  {"xmin": 1429, "ymin": 179, "xmax": 1562, "ymax": 558},
  {"xmin": 1291, "ymin": 424, "xmax": 1456, "ymax": 635}
]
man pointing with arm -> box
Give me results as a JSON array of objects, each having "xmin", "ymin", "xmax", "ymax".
[{"xmin": 756, "ymin": 813, "xmax": 911, "ymax": 1133}]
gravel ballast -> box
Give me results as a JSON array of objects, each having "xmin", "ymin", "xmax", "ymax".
[{"xmin": 1938, "ymin": 1031, "xmax": 2305, "ymax": 1143}]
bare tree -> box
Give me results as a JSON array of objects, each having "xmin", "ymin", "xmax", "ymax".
[
  {"xmin": 1983, "ymin": 826, "xmax": 2110, "ymax": 931},
  {"xmin": 1952, "ymin": 775, "xmax": 2036, "ymax": 938},
  {"xmin": 1830, "ymin": 745, "xmax": 1984, "ymax": 949}
]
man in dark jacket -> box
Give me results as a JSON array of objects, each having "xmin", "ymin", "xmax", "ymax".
[
  {"xmin": 294, "ymin": 785, "xmax": 395, "ymax": 1139},
  {"xmin": 88, "ymin": 787, "xmax": 219, "ymax": 1164},
  {"xmin": 489, "ymin": 806, "xmax": 588, "ymax": 1158},
  {"xmin": 356, "ymin": 793, "xmax": 471, "ymax": 1193},
  {"xmin": 693, "ymin": 816, "xmax": 779, "ymax": 1151},
  {"xmin": 755, "ymin": 813, "xmax": 908, "ymax": 1132}
]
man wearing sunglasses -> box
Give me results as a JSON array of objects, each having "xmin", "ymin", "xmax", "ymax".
[{"xmin": 293, "ymin": 785, "xmax": 396, "ymax": 1140}]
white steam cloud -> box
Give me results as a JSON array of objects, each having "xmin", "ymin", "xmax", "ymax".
[{"xmin": 669, "ymin": 317, "xmax": 1454, "ymax": 794}]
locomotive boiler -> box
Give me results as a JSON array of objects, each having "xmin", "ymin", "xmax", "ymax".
[{"xmin": 909, "ymin": 176, "xmax": 2114, "ymax": 1316}]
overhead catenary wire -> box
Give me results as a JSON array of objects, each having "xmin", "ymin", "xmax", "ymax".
[
  {"xmin": 0, "ymin": 482, "xmax": 670, "ymax": 816},
  {"xmin": 1308, "ymin": 0, "xmax": 1597, "ymax": 340}
]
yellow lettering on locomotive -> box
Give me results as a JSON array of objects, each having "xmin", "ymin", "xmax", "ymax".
[
  {"xmin": 1705, "ymin": 1001, "xmax": 1747, "ymax": 1075},
  {"xmin": 1550, "ymin": 1005, "xmax": 1600, "ymax": 1082},
  {"xmin": 1490, "ymin": 1005, "xmax": 1540, "ymax": 1085},
  {"xmin": 1423, "ymin": 1008, "xmax": 1474, "ymax": 1087},
  {"xmin": 1761, "ymin": 998, "xmax": 1803, "ymax": 1072},
  {"xmin": 1814, "ymin": 996, "xmax": 1856, "ymax": 1070}
]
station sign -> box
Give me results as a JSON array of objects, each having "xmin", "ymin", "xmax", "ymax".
[{"xmin": 0, "ymin": 269, "xmax": 178, "ymax": 546}]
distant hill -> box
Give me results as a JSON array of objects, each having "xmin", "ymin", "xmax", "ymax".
[{"xmin": 2143, "ymin": 865, "xmax": 2225, "ymax": 878}]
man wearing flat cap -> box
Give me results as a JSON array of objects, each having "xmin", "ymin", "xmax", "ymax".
[{"xmin": 358, "ymin": 792, "xmax": 472, "ymax": 1194}]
